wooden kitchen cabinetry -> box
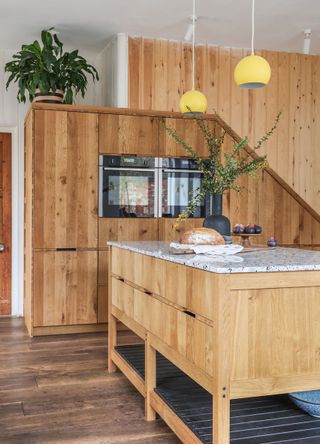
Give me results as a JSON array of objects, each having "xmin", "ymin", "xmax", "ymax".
[
  {"xmin": 159, "ymin": 117, "xmax": 216, "ymax": 157},
  {"xmin": 24, "ymin": 107, "xmax": 103, "ymax": 336},
  {"xmin": 99, "ymin": 219, "xmax": 159, "ymax": 247},
  {"xmin": 33, "ymin": 250, "xmax": 98, "ymax": 327},
  {"xmin": 33, "ymin": 110, "xmax": 98, "ymax": 249},
  {"xmin": 99, "ymin": 114, "xmax": 159, "ymax": 155},
  {"xmin": 24, "ymin": 104, "xmax": 213, "ymax": 337},
  {"xmin": 98, "ymin": 249, "xmax": 109, "ymax": 324}
]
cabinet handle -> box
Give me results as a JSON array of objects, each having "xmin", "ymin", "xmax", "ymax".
[
  {"xmin": 183, "ymin": 310, "xmax": 196, "ymax": 318},
  {"xmin": 56, "ymin": 248, "xmax": 77, "ymax": 251}
]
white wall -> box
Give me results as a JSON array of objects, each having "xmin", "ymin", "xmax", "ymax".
[
  {"xmin": 0, "ymin": 34, "xmax": 128, "ymax": 316},
  {"xmin": 75, "ymin": 33, "xmax": 128, "ymax": 108}
]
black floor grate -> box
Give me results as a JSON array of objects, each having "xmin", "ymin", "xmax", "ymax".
[{"xmin": 116, "ymin": 344, "xmax": 320, "ymax": 443}]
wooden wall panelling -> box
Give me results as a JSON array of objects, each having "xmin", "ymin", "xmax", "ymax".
[
  {"xmin": 128, "ymin": 37, "xmax": 320, "ymax": 216},
  {"xmin": 99, "ymin": 114, "xmax": 159, "ymax": 155},
  {"xmin": 33, "ymin": 250, "xmax": 98, "ymax": 327},
  {"xmin": 33, "ymin": 110, "xmax": 98, "ymax": 249}
]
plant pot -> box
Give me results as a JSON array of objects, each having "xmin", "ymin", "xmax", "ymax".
[
  {"xmin": 34, "ymin": 89, "xmax": 64, "ymax": 104},
  {"xmin": 203, "ymin": 193, "xmax": 231, "ymax": 239}
]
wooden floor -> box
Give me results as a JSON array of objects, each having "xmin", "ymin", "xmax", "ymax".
[{"xmin": 0, "ymin": 317, "xmax": 179, "ymax": 444}]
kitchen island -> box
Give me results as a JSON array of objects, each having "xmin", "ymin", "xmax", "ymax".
[{"xmin": 108, "ymin": 241, "xmax": 320, "ymax": 444}]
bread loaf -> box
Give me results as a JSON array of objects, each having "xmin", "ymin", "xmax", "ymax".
[{"xmin": 180, "ymin": 227, "xmax": 225, "ymax": 245}]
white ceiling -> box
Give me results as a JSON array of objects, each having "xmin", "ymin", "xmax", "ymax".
[{"xmin": 1, "ymin": 0, "xmax": 320, "ymax": 55}]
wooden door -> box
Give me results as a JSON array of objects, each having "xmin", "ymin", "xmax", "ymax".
[
  {"xmin": 0, "ymin": 134, "xmax": 12, "ymax": 315},
  {"xmin": 33, "ymin": 250, "xmax": 98, "ymax": 327},
  {"xmin": 159, "ymin": 117, "xmax": 216, "ymax": 157},
  {"xmin": 33, "ymin": 110, "xmax": 98, "ymax": 249},
  {"xmin": 99, "ymin": 114, "xmax": 159, "ymax": 155}
]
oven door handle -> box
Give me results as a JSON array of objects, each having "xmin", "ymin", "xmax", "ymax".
[
  {"xmin": 102, "ymin": 167, "xmax": 157, "ymax": 172},
  {"xmin": 162, "ymin": 169, "xmax": 203, "ymax": 174}
]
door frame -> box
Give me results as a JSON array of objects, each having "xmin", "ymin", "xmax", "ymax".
[{"xmin": 0, "ymin": 126, "xmax": 21, "ymax": 316}]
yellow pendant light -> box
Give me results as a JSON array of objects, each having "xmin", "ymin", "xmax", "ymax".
[
  {"xmin": 234, "ymin": 0, "xmax": 271, "ymax": 88},
  {"xmin": 179, "ymin": 0, "xmax": 208, "ymax": 114}
]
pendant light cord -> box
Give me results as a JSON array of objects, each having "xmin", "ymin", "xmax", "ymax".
[
  {"xmin": 192, "ymin": 0, "xmax": 196, "ymax": 90},
  {"xmin": 251, "ymin": 0, "xmax": 255, "ymax": 54}
]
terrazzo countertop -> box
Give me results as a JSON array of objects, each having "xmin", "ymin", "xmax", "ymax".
[{"xmin": 107, "ymin": 241, "xmax": 320, "ymax": 274}]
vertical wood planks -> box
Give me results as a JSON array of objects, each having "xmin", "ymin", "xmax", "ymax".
[{"xmin": 128, "ymin": 37, "xmax": 320, "ymax": 216}]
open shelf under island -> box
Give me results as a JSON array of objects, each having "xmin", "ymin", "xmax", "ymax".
[{"xmin": 107, "ymin": 241, "xmax": 320, "ymax": 444}]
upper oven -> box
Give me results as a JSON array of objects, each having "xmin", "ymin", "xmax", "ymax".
[
  {"xmin": 159, "ymin": 158, "xmax": 206, "ymax": 218},
  {"xmin": 99, "ymin": 155, "xmax": 158, "ymax": 218}
]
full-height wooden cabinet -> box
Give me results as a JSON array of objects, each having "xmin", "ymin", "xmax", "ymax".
[
  {"xmin": 24, "ymin": 107, "xmax": 102, "ymax": 336},
  {"xmin": 25, "ymin": 104, "xmax": 209, "ymax": 336}
]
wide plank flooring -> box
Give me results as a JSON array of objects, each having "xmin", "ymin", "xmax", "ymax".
[{"xmin": 0, "ymin": 317, "xmax": 179, "ymax": 444}]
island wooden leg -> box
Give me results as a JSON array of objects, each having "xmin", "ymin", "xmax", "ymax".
[
  {"xmin": 108, "ymin": 314, "xmax": 117, "ymax": 373},
  {"xmin": 213, "ymin": 391, "xmax": 230, "ymax": 443},
  {"xmin": 145, "ymin": 332, "xmax": 156, "ymax": 421}
]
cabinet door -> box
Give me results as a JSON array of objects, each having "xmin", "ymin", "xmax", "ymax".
[
  {"xmin": 99, "ymin": 114, "xmax": 159, "ymax": 155},
  {"xmin": 99, "ymin": 219, "xmax": 159, "ymax": 246},
  {"xmin": 34, "ymin": 110, "xmax": 98, "ymax": 249},
  {"xmin": 159, "ymin": 117, "xmax": 216, "ymax": 157},
  {"xmin": 33, "ymin": 250, "xmax": 97, "ymax": 327},
  {"xmin": 98, "ymin": 249, "xmax": 109, "ymax": 323}
]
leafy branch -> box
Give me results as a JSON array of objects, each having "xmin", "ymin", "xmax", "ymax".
[{"xmin": 163, "ymin": 111, "xmax": 281, "ymax": 225}]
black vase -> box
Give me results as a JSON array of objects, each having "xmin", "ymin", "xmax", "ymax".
[{"xmin": 203, "ymin": 193, "xmax": 231, "ymax": 237}]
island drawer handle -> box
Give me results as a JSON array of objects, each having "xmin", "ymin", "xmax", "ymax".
[{"xmin": 183, "ymin": 310, "xmax": 196, "ymax": 318}]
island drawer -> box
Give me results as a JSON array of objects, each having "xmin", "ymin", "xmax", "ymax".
[
  {"xmin": 111, "ymin": 248, "xmax": 216, "ymax": 321},
  {"xmin": 111, "ymin": 276, "xmax": 214, "ymax": 376}
]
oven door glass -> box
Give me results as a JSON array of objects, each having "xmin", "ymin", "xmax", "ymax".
[
  {"xmin": 161, "ymin": 170, "xmax": 205, "ymax": 218},
  {"xmin": 101, "ymin": 169, "xmax": 156, "ymax": 217}
]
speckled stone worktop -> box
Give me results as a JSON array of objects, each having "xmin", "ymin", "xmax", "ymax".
[{"xmin": 107, "ymin": 241, "xmax": 320, "ymax": 274}]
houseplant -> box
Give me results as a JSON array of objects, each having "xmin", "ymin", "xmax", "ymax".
[
  {"xmin": 5, "ymin": 28, "xmax": 99, "ymax": 104},
  {"xmin": 164, "ymin": 112, "xmax": 281, "ymax": 231}
]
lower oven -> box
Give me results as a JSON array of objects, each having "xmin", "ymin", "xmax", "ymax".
[
  {"xmin": 159, "ymin": 158, "xmax": 206, "ymax": 218},
  {"xmin": 99, "ymin": 155, "xmax": 157, "ymax": 218}
]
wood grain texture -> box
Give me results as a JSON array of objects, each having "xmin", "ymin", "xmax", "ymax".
[
  {"xmin": 128, "ymin": 37, "xmax": 320, "ymax": 216},
  {"xmin": 159, "ymin": 118, "xmax": 216, "ymax": 157},
  {"xmin": 24, "ymin": 113, "xmax": 34, "ymax": 335},
  {"xmin": 110, "ymin": 272, "xmax": 214, "ymax": 377},
  {"xmin": 0, "ymin": 317, "xmax": 178, "ymax": 444},
  {"xmin": 110, "ymin": 245, "xmax": 320, "ymax": 443},
  {"xmin": 98, "ymin": 249, "xmax": 109, "ymax": 323},
  {"xmin": 0, "ymin": 133, "xmax": 12, "ymax": 315},
  {"xmin": 99, "ymin": 114, "xmax": 159, "ymax": 155},
  {"xmin": 99, "ymin": 218, "xmax": 159, "ymax": 246},
  {"xmin": 33, "ymin": 110, "xmax": 98, "ymax": 249},
  {"xmin": 33, "ymin": 250, "xmax": 98, "ymax": 327}
]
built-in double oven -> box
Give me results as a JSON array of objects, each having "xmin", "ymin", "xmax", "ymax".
[{"xmin": 98, "ymin": 155, "xmax": 207, "ymax": 219}]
